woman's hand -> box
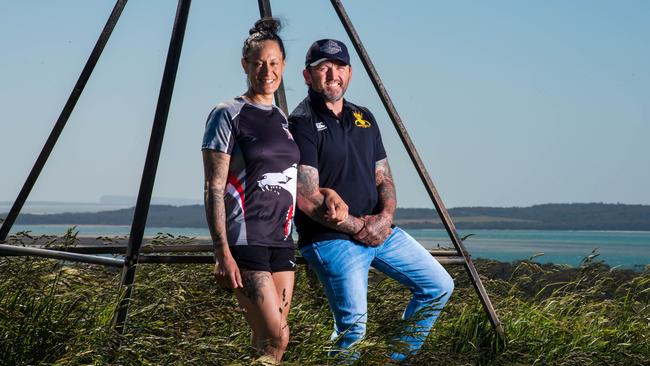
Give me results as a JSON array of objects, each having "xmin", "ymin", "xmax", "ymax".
[
  {"xmin": 214, "ymin": 255, "xmax": 243, "ymax": 289},
  {"xmin": 319, "ymin": 188, "xmax": 349, "ymax": 225}
]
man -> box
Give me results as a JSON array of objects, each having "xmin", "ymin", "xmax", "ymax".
[{"xmin": 289, "ymin": 39, "xmax": 455, "ymax": 361}]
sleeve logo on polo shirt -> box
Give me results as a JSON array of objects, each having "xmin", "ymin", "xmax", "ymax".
[{"xmin": 352, "ymin": 111, "xmax": 371, "ymax": 128}]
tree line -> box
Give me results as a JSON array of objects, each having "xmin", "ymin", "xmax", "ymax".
[{"xmin": 6, "ymin": 203, "xmax": 650, "ymax": 231}]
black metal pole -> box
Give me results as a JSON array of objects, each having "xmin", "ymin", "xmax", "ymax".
[
  {"xmin": 47, "ymin": 242, "xmax": 463, "ymax": 256},
  {"xmin": 0, "ymin": 0, "xmax": 128, "ymax": 242},
  {"xmin": 0, "ymin": 243, "xmax": 465, "ymax": 266},
  {"xmin": 0, "ymin": 244, "xmax": 124, "ymax": 267},
  {"xmin": 135, "ymin": 254, "xmax": 466, "ymax": 265},
  {"xmin": 329, "ymin": 0, "xmax": 504, "ymax": 336},
  {"xmin": 257, "ymin": 0, "xmax": 289, "ymax": 115},
  {"xmin": 113, "ymin": 0, "xmax": 192, "ymax": 334}
]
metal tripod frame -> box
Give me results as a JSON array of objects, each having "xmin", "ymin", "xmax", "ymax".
[{"xmin": 0, "ymin": 0, "xmax": 503, "ymax": 337}]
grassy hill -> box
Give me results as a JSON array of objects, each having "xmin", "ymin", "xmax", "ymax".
[{"xmin": 1, "ymin": 234, "xmax": 648, "ymax": 365}]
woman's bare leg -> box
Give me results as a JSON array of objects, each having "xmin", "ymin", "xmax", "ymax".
[
  {"xmin": 234, "ymin": 270, "xmax": 294, "ymax": 362},
  {"xmin": 272, "ymin": 270, "xmax": 295, "ymax": 355}
]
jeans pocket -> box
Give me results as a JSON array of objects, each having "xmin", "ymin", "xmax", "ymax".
[
  {"xmin": 313, "ymin": 239, "xmax": 339, "ymax": 249},
  {"xmin": 301, "ymin": 243, "xmax": 324, "ymax": 263},
  {"xmin": 311, "ymin": 239, "xmax": 340, "ymax": 262}
]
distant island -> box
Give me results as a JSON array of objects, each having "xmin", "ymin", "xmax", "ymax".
[{"xmin": 4, "ymin": 203, "xmax": 650, "ymax": 231}]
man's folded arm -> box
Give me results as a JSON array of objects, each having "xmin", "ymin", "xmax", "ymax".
[
  {"xmin": 353, "ymin": 157, "xmax": 395, "ymax": 245},
  {"xmin": 374, "ymin": 157, "xmax": 397, "ymax": 221},
  {"xmin": 296, "ymin": 164, "xmax": 365, "ymax": 235}
]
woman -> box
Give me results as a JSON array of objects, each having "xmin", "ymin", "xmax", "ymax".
[{"xmin": 201, "ymin": 18, "xmax": 346, "ymax": 362}]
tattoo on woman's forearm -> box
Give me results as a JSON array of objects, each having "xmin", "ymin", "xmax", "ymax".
[
  {"xmin": 205, "ymin": 184, "xmax": 228, "ymax": 254},
  {"xmin": 203, "ymin": 151, "xmax": 231, "ymax": 254}
]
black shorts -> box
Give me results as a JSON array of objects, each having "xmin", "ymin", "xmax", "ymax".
[{"xmin": 229, "ymin": 245, "xmax": 296, "ymax": 272}]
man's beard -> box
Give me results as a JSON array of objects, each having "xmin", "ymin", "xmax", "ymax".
[{"xmin": 320, "ymin": 86, "xmax": 347, "ymax": 103}]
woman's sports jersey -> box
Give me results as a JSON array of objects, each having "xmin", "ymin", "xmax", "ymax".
[{"xmin": 202, "ymin": 97, "xmax": 299, "ymax": 248}]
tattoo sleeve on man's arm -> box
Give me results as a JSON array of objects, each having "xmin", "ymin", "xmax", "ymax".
[
  {"xmin": 296, "ymin": 165, "xmax": 321, "ymax": 205},
  {"xmin": 375, "ymin": 158, "xmax": 397, "ymax": 219},
  {"xmin": 297, "ymin": 165, "xmax": 364, "ymax": 234}
]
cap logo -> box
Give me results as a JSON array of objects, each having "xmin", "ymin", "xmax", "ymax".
[{"xmin": 320, "ymin": 40, "xmax": 342, "ymax": 55}]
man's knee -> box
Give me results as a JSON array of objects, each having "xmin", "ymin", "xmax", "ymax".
[
  {"xmin": 440, "ymin": 272, "xmax": 455, "ymax": 299},
  {"xmin": 422, "ymin": 270, "xmax": 455, "ymax": 303}
]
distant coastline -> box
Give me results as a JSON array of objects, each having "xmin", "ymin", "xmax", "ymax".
[{"xmin": 4, "ymin": 202, "xmax": 650, "ymax": 231}]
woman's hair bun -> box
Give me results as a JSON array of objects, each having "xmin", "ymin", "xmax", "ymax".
[
  {"xmin": 250, "ymin": 17, "xmax": 281, "ymax": 35},
  {"xmin": 242, "ymin": 17, "xmax": 285, "ymax": 59}
]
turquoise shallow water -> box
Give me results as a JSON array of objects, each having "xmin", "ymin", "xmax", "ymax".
[
  {"xmin": 9, "ymin": 225, "xmax": 650, "ymax": 269},
  {"xmin": 408, "ymin": 229, "xmax": 650, "ymax": 269}
]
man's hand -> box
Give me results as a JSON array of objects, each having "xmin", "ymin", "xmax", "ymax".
[
  {"xmin": 214, "ymin": 256, "xmax": 243, "ymax": 289},
  {"xmin": 353, "ymin": 213, "xmax": 393, "ymax": 246},
  {"xmin": 320, "ymin": 188, "xmax": 349, "ymax": 225}
]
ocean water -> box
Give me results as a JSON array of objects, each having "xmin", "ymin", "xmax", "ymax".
[
  {"xmin": 8, "ymin": 225, "xmax": 650, "ymax": 269},
  {"xmin": 409, "ymin": 229, "xmax": 650, "ymax": 269}
]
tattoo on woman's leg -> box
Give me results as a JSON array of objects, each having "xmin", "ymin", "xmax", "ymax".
[
  {"xmin": 281, "ymin": 287, "xmax": 289, "ymax": 310},
  {"xmin": 242, "ymin": 271, "xmax": 269, "ymax": 304}
]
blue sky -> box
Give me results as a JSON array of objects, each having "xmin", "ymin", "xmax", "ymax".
[{"xmin": 1, "ymin": 0, "xmax": 649, "ymax": 208}]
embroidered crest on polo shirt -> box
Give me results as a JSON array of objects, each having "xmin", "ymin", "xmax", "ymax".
[
  {"xmin": 315, "ymin": 121, "xmax": 328, "ymax": 131},
  {"xmin": 352, "ymin": 111, "xmax": 371, "ymax": 128},
  {"xmin": 320, "ymin": 40, "xmax": 342, "ymax": 55}
]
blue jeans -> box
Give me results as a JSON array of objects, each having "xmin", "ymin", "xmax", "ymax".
[{"xmin": 300, "ymin": 227, "xmax": 454, "ymax": 361}]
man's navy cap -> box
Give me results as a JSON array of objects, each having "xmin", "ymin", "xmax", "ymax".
[{"xmin": 305, "ymin": 39, "xmax": 350, "ymax": 67}]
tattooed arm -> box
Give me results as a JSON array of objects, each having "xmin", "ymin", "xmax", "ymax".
[
  {"xmin": 296, "ymin": 164, "xmax": 364, "ymax": 235},
  {"xmin": 203, "ymin": 150, "xmax": 242, "ymax": 289},
  {"xmin": 373, "ymin": 157, "xmax": 397, "ymax": 218},
  {"xmin": 353, "ymin": 158, "xmax": 396, "ymax": 246}
]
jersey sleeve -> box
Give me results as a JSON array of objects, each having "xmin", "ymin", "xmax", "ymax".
[
  {"xmin": 201, "ymin": 104, "xmax": 236, "ymax": 154},
  {"xmin": 289, "ymin": 114, "xmax": 318, "ymax": 168}
]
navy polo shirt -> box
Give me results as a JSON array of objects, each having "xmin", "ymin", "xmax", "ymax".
[{"xmin": 289, "ymin": 89, "xmax": 387, "ymax": 246}]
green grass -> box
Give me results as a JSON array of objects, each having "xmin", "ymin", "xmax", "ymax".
[{"xmin": 0, "ymin": 234, "xmax": 648, "ymax": 365}]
